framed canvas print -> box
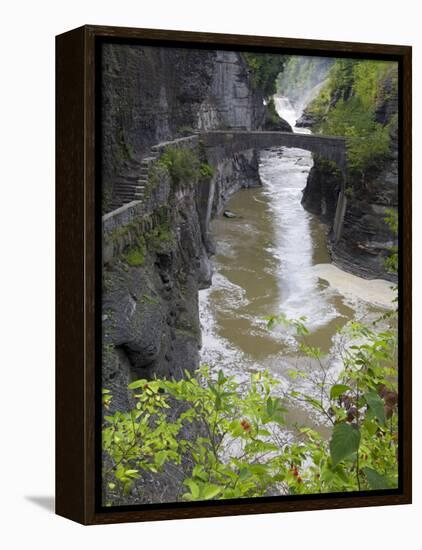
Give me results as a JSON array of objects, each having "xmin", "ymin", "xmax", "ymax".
[{"xmin": 56, "ymin": 25, "xmax": 412, "ymax": 525}]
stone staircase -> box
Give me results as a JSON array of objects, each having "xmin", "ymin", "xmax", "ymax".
[
  {"xmin": 108, "ymin": 151, "xmax": 159, "ymax": 211},
  {"xmin": 107, "ymin": 135, "xmax": 199, "ymax": 213}
]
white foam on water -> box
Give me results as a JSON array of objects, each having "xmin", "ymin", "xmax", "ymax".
[{"xmin": 312, "ymin": 263, "xmax": 396, "ymax": 309}]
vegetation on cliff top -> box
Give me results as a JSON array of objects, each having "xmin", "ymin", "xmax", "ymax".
[
  {"xmin": 158, "ymin": 147, "xmax": 213, "ymax": 186},
  {"xmin": 306, "ymin": 59, "xmax": 398, "ymax": 180}
]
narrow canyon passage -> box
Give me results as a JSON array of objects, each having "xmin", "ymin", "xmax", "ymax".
[{"xmin": 199, "ymin": 96, "xmax": 393, "ymax": 430}]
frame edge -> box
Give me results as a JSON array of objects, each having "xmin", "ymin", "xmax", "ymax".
[{"xmin": 56, "ymin": 24, "xmax": 412, "ymax": 525}]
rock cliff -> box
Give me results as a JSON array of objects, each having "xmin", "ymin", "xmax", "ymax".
[
  {"xmin": 101, "ymin": 44, "xmax": 289, "ymax": 409},
  {"xmin": 300, "ymin": 62, "xmax": 398, "ymax": 281},
  {"xmin": 101, "ymin": 45, "xmax": 276, "ymax": 210},
  {"xmin": 102, "ymin": 141, "xmax": 212, "ymax": 410}
]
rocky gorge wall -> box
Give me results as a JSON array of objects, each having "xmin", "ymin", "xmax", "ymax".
[
  {"xmin": 102, "ymin": 142, "xmax": 208, "ymax": 410},
  {"xmin": 299, "ymin": 62, "xmax": 399, "ymax": 282},
  {"xmin": 101, "ymin": 44, "xmax": 271, "ymax": 211},
  {"xmin": 100, "ymin": 44, "xmax": 288, "ymax": 410}
]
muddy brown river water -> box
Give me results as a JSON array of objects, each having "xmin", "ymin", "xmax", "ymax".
[{"xmin": 198, "ymin": 96, "xmax": 395, "ymax": 433}]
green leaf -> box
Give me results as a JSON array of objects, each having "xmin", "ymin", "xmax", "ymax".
[
  {"xmin": 363, "ymin": 417, "xmax": 378, "ymax": 436},
  {"xmin": 202, "ymin": 484, "xmax": 221, "ymax": 500},
  {"xmin": 215, "ymin": 395, "xmax": 222, "ymax": 410},
  {"xmin": 330, "ymin": 423, "xmax": 361, "ymax": 467},
  {"xmin": 154, "ymin": 451, "xmax": 168, "ymax": 468},
  {"xmin": 364, "ymin": 392, "xmax": 386, "ymax": 425},
  {"xmin": 192, "ymin": 465, "xmax": 208, "ymax": 482},
  {"xmin": 330, "ymin": 384, "xmax": 351, "ymax": 400},
  {"xmin": 238, "ymin": 468, "xmax": 251, "ymax": 481},
  {"xmin": 128, "ymin": 379, "xmax": 147, "ymax": 390},
  {"xmin": 247, "ymin": 464, "xmax": 268, "ymax": 475},
  {"xmin": 363, "ymin": 467, "xmax": 391, "ymax": 490},
  {"xmin": 332, "ymin": 464, "xmax": 349, "ymax": 483},
  {"xmin": 184, "ymin": 479, "xmax": 200, "ymax": 499}
]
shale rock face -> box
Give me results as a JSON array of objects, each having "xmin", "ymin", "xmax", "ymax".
[
  {"xmin": 197, "ymin": 50, "xmax": 266, "ymax": 131},
  {"xmin": 101, "ymin": 45, "xmax": 287, "ymax": 407},
  {"xmin": 102, "ymin": 160, "xmax": 213, "ymax": 412},
  {"xmin": 301, "ymin": 68, "xmax": 398, "ymax": 282},
  {"xmin": 101, "ymin": 44, "xmax": 214, "ymax": 191},
  {"xmin": 303, "ymin": 155, "xmax": 398, "ymax": 281},
  {"xmin": 301, "ymin": 158, "xmax": 342, "ymax": 224},
  {"xmin": 101, "ymin": 44, "xmax": 272, "ymax": 209}
]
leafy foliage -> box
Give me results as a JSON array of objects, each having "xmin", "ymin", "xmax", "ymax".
[
  {"xmin": 330, "ymin": 423, "xmax": 361, "ymax": 467},
  {"xmin": 103, "ymin": 306, "xmax": 398, "ymax": 503},
  {"xmin": 158, "ymin": 147, "xmax": 213, "ymax": 186},
  {"xmin": 320, "ymin": 97, "xmax": 390, "ymax": 175},
  {"xmin": 103, "ymin": 368, "xmax": 291, "ymax": 503},
  {"xmin": 121, "ymin": 220, "xmax": 174, "ymax": 267},
  {"xmin": 243, "ymin": 52, "xmax": 286, "ymax": 99},
  {"xmin": 159, "ymin": 147, "xmax": 201, "ymax": 185},
  {"xmin": 199, "ymin": 162, "xmax": 214, "ymax": 178},
  {"xmin": 265, "ymin": 313, "xmax": 398, "ymax": 494},
  {"xmin": 306, "ymin": 59, "xmax": 398, "ymax": 179},
  {"xmin": 123, "ymin": 235, "xmax": 146, "ymax": 266}
]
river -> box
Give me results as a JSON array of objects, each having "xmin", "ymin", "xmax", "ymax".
[{"xmin": 198, "ymin": 95, "xmax": 394, "ymax": 432}]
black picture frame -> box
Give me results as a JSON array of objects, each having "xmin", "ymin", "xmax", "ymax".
[{"xmin": 56, "ymin": 25, "xmax": 412, "ymax": 525}]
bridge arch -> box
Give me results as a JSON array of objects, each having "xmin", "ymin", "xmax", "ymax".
[{"xmin": 200, "ymin": 130, "xmax": 348, "ymax": 242}]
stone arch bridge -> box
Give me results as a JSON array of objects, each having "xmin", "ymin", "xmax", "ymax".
[
  {"xmin": 201, "ymin": 130, "xmax": 346, "ymax": 173},
  {"xmin": 201, "ymin": 130, "xmax": 347, "ymax": 242}
]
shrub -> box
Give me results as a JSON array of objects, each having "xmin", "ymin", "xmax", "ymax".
[
  {"xmin": 102, "ymin": 307, "xmax": 398, "ymax": 504},
  {"xmin": 199, "ymin": 162, "xmax": 213, "ymax": 178},
  {"xmin": 123, "ymin": 233, "xmax": 146, "ymax": 266},
  {"xmin": 159, "ymin": 147, "xmax": 200, "ymax": 185},
  {"xmin": 124, "ymin": 245, "xmax": 145, "ymax": 267},
  {"xmin": 307, "ymin": 59, "xmax": 397, "ymax": 181}
]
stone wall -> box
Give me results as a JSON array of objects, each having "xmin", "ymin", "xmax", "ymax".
[{"xmin": 103, "ymin": 135, "xmax": 200, "ymax": 259}]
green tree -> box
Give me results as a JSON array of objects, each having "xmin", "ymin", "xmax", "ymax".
[
  {"xmin": 306, "ymin": 59, "xmax": 397, "ymax": 181},
  {"xmin": 243, "ymin": 52, "xmax": 286, "ymax": 99},
  {"xmin": 321, "ymin": 96, "xmax": 390, "ymax": 176}
]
